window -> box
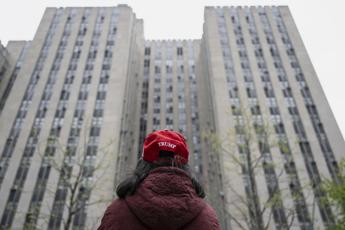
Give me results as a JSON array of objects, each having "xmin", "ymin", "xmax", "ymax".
[
  {"xmin": 155, "ymin": 66, "xmax": 161, "ymax": 74},
  {"xmin": 177, "ymin": 47, "xmax": 183, "ymax": 56},
  {"xmin": 274, "ymin": 123, "xmax": 285, "ymax": 134},
  {"xmin": 283, "ymin": 87, "xmax": 293, "ymax": 97},
  {"xmin": 23, "ymin": 146, "xmax": 35, "ymax": 157},
  {"xmin": 301, "ymin": 86, "xmax": 311, "ymax": 98},
  {"xmin": 154, "ymin": 95, "xmax": 160, "ymax": 103},
  {"xmin": 55, "ymin": 108, "xmax": 66, "ymax": 118},
  {"xmin": 244, "ymin": 75, "xmax": 252, "ymax": 82},
  {"xmin": 144, "ymin": 60, "xmax": 150, "ymax": 67},
  {"xmin": 153, "ymin": 117, "xmax": 160, "ymax": 125},
  {"xmin": 269, "ymin": 47, "xmax": 278, "ymax": 57},
  {"xmin": 166, "ymin": 117, "xmax": 173, "ymax": 125},
  {"xmin": 144, "ymin": 47, "xmax": 151, "ymax": 56},
  {"xmin": 74, "ymin": 109, "xmax": 84, "ymax": 119},
  {"xmin": 96, "ymin": 91, "xmax": 106, "ymax": 100},
  {"xmin": 229, "ymin": 105, "xmax": 239, "ymax": 116},
  {"xmin": 166, "ymin": 106, "xmax": 173, "ymax": 113},
  {"xmin": 274, "ymin": 62, "xmax": 282, "ymax": 69},
  {"xmin": 100, "ymin": 76, "xmax": 109, "ymax": 84},
  {"xmin": 293, "ymin": 121, "xmax": 306, "ymax": 137},
  {"xmin": 250, "ymin": 105, "xmax": 261, "ymax": 115},
  {"xmin": 291, "ymin": 62, "xmax": 300, "ymax": 68},
  {"xmin": 269, "ymin": 107, "xmax": 279, "ymax": 115},
  {"xmin": 246, "ymin": 87, "xmax": 256, "ymax": 98},
  {"xmin": 90, "ymin": 127, "xmax": 101, "ymax": 137},
  {"xmin": 299, "ymin": 141, "xmax": 312, "ymax": 155},
  {"xmin": 104, "ymin": 49, "xmax": 112, "ymax": 58},
  {"xmin": 111, "ymin": 27, "xmax": 117, "ymax": 34},
  {"xmin": 65, "ymin": 75, "xmax": 74, "ymax": 84},
  {"xmin": 255, "ymin": 48, "xmax": 263, "ymax": 57},
  {"xmin": 287, "ymin": 48, "xmax": 295, "ymax": 56},
  {"xmin": 8, "ymin": 188, "xmax": 20, "ymax": 203},
  {"xmin": 82, "ymin": 75, "xmax": 91, "ymax": 84},
  {"xmin": 166, "ymin": 65, "xmax": 172, "ymax": 73},
  {"xmin": 257, "ymin": 62, "xmax": 266, "ymax": 69},
  {"xmin": 277, "ymin": 74, "xmax": 286, "ymax": 81},
  {"xmin": 102, "ymin": 64, "xmax": 110, "ymax": 70},
  {"xmin": 85, "ymin": 64, "xmax": 93, "ymax": 71},
  {"xmin": 70, "ymin": 128, "xmax": 80, "ymax": 136},
  {"xmin": 306, "ymin": 105, "xmax": 317, "ymax": 116},
  {"xmin": 320, "ymin": 139, "xmax": 332, "ymax": 153},
  {"xmin": 287, "ymin": 106, "xmax": 298, "ymax": 115},
  {"xmin": 264, "ymin": 86, "xmax": 274, "ymax": 98},
  {"xmin": 93, "ymin": 109, "xmax": 103, "ymax": 117},
  {"xmin": 236, "ymin": 38, "xmax": 244, "ymax": 45},
  {"xmin": 60, "ymin": 90, "xmax": 70, "ymax": 100},
  {"xmin": 260, "ymin": 74, "xmax": 269, "ymax": 82}
]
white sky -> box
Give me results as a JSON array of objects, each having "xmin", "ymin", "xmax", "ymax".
[{"xmin": 1, "ymin": 0, "xmax": 345, "ymax": 138}]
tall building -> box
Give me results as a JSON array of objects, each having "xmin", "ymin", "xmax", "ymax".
[
  {"xmin": 198, "ymin": 6, "xmax": 345, "ymax": 230},
  {"xmin": 114, "ymin": 39, "xmax": 204, "ymax": 184},
  {"xmin": 0, "ymin": 5, "xmax": 343, "ymax": 230},
  {"xmin": 0, "ymin": 6, "xmax": 143, "ymax": 229}
]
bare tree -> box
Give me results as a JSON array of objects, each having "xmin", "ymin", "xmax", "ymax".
[
  {"xmin": 23, "ymin": 135, "xmax": 115, "ymax": 230},
  {"xmin": 204, "ymin": 109, "xmax": 312, "ymax": 230}
]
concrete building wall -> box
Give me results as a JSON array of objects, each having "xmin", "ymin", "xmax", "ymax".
[
  {"xmin": 198, "ymin": 5, "xmax": 344, "ymax": 230},
  {"xmin": 134, "ymin": 39, "xmax": 203, "ymax": 176},
  {"xmin": 0, "ymin": 4, "xmax": 343, "ymax": 230},
  {"xmin": 0, "ymin": 5, "xmax": 143, "ymax": 230}
]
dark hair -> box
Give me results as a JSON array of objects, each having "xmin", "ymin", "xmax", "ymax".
[{"xmin": 116, "ymin": 158, "xmax": 205, "ymax": 198}]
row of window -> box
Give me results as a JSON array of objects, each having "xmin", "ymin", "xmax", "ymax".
[
  {"xmin": 138, "ymin": 53, "xmax": 150, "ymax": 156},
  {"xmin": 48, "ymin": 10, "xmax": 104, "ymax": 228},
  {"xmin": 148, "ymin": 44, "xmax": 199, "ymax": 135},
  {"xmin": 21, "ymin": 12, "xmax": 79, "ymax": 229},
  {"xmin": 27, "ymin": 14, "xmax": 85, "ymax": 224},
  {"xmin": 203, "ymin": 10, "xmax": 229, "ymax": 218},
  {"xmin": 260, "ymin": 7, "xmax": 335, "ymax": 225},
  {"xmin": 68, "ymin": 9, "xmax": 118, "ymax": 229},
  {"xmin": 230, "ymin": 8, "xmax": 288, "ymax": 227},
  {"xmin": 145, "ymin": 46, "xmax": 184, "ymax": 57},
  {"xmin": 246, "ymin": 8, "xmax": 312, "ymax": 226}
]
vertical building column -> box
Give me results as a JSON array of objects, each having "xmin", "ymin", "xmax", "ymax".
[
  {"xmin": 12, "ymin": 8, "xmax": 76, "ymax": 229},
  {"xmin": 239, "ymin": 7, "xmax": 294, "ymax": 229},
  {"xmin": 34, "ymin": 7, "xmax": 98, "ymax": 229}
]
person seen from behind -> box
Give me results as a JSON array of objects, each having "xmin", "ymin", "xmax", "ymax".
[{"xmin": 98, "ymin": 129, "xmax": 220, "ymax": 230}]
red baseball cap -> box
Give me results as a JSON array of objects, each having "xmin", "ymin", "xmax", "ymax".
[{"xmin": 142, "ymin": 130, "xmax": 189, "ymax": 164}]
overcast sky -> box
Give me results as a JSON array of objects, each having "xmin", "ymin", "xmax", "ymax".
[{"xmin": 1, "ymin": 0, "xmax": 345, "ymax": 138}]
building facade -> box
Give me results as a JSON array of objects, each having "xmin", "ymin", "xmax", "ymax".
[
  {"xmin": 0, "ymin": 6, "xmax": 143, "ymax": 229},
  {"xmin": 199, "ymin": 6, "xmax": 345, "ymax": 230},
  {"xmin": 0, "ymin": 5, "xmax": 343, "ymax": 230},
  {"xmin": 118, "ymin": 39, "xmax": 203, "ymax": 180}
]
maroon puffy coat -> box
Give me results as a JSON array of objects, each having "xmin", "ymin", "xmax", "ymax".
[{"xmin": 98, "ymin": 167, "xmax": 220, "ymax": 230}]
